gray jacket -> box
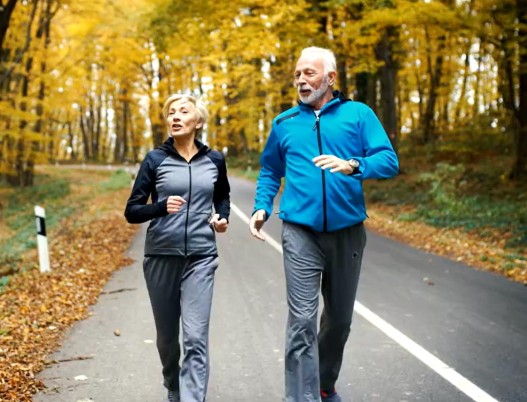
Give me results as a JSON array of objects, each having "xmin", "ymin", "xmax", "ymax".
[{"xmin": 124, "ymin": 138, "xmax": 230, "ymax": 257}]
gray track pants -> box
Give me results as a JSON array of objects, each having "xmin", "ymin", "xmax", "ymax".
[
  {"xmin": 143, "ymin": 255, "xmax": 218, "ymax": 402},
  {"xmin": 282, "ymin": 221, "xmax": 367, "ymax": 402}
]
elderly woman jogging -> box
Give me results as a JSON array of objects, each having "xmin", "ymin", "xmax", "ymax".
[{"xmin": 125, "ymin": 94, "xmax": 230, "ymax": 402}]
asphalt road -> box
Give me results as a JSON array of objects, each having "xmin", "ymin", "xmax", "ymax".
[{"xmin": 34, "ymin": 176, "xmax": 527, "ymax": 402}]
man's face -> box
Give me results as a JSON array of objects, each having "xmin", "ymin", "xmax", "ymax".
[{"xmin": 294, "ymin": 55, "xmax": 330, "ymax": 107}]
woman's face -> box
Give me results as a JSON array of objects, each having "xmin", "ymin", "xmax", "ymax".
[{"xmin": 166, "ymin": 99, "xmax": 202, "ymax": 138}]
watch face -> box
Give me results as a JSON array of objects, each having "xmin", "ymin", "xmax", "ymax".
[{"xmin": 349, "ymin": 159, "xmax": 359, "ymax": 168}]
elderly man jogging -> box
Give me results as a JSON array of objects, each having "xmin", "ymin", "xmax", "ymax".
[{"xmin": 249, "ymin": 47, "xmax": 399, "ymax": 402}]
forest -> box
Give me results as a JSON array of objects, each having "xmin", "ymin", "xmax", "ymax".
[
  {"xmin": 0, "ymin": 0, "xmax": 526, "ymax": 185},
  {"xmin": 1, "ymin": 2, "xmax": 526, "ymax": 398},
  {"xmin": 1, "ymin": 0, "xmax": 526, "ymax": 277}
]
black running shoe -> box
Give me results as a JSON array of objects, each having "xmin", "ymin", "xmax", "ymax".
[{"xmin": 167, "ymin": 389, "xmax": 180, "ymax": 402}]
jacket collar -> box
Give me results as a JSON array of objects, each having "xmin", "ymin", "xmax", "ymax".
[
  {"xmin": 297, "ymin": 90, "xmax": 350, "ymax": 112},
  {"xmin": 158, "ymin": 137, "xmax": 209, "ymax": 158}
]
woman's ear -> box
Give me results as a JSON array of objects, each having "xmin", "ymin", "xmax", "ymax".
[{"xmin": 196, "ymin": 121, "xmax": 203, "ymax": 129}]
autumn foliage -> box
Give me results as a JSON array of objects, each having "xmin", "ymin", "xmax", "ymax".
[
  {"xmin": 0, "ymin": 182, "xmax": 137, "ymax": 401},
  {"xmin": 0, "ymin": 0, "xmax": 526, "ymax": 185},
  {"xmin": 1, "ymin": 0, "xmax": 527, "ymax": 396}
]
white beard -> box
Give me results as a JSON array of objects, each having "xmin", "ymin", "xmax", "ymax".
[{"xmin": 298, "ymin": 75, "xmax": 330, "ymax": 106}]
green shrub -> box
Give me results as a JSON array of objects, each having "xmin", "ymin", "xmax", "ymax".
[{"xmin": 99, "ymin": 169, "xmax": 133, "ymax": 192}]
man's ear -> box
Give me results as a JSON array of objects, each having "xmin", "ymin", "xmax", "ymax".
[{"xmin": 328, "ymin": 71, "xmax": 337, "ymax": 86}]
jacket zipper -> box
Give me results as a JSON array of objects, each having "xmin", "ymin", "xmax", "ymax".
[
  {"xmin": 313, "ymin": 113, "xmax": 328, "ymax": 232},
  {"xmin": 184, "ymin": 163, "xmax": 192, "ymax": 256}
]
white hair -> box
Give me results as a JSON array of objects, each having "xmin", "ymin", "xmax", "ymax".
[{"xmin": 300, "ymin": 47, "xmax": 337, "ymax": 74}]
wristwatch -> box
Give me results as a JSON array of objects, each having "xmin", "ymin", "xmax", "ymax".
[{"xmin": 348, "ymin": 159, "xmax": 359, "ymax": 171}]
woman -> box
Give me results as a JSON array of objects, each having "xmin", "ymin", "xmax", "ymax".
[{"xmin": 124, "ymin": 94, "xmax": 230, "ymax": 402}]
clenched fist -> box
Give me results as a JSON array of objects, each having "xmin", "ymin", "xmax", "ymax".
[
  {"xmin": 210, "ymin": 214, "xmax": 228, "ymax": 233},
  {"xmin": 167, "ymin": 195, "xmax": 186, "ymax": 213}
]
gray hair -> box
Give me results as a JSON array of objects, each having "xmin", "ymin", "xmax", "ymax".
[
  {"xmin": 300, "ymin": 47, "xmax": 337, "ymax": 74},
  {"xmin": 162, "ymin": 94, "xmax": 209, "ymax": 136}
]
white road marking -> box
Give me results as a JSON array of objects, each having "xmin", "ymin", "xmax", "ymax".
[{"xmin": 231, "ymin": 202, "xmax": 499, "ymax": 402}]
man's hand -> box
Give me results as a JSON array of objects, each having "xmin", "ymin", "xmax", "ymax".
[
  {"xmin": 249, "ymin": 209, "xmax": 266, "ymax": 241},
  {"xmin": 312, "ymin": 155, "xmax": 354, "ymax": 174},
  {"xmin": 210, "ymin": 214, "xmax": 228, "ymax": 233},
  {"xmin": 167, "ymin": 195, "xmax": 186, "ymax": 213}
]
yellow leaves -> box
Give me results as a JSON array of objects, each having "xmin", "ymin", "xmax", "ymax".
[
  {"xmin": 397, "ymin": 0, "xmax": 459, "ymax": 27},
  {"xmin": 61, "ymin": 16, "xmax": 99, "ymax": 39},
  {"xmin": 18, "ymin": 305, "xmax": 30, "ymax": 316},
  {"xmin": 0, "ymin": 103, "xmax": 39, "ymax": 125}
]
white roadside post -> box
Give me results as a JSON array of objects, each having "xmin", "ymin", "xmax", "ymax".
[{"xmin": 34, "ymin": 205, "xmax": 50, "ymax": 273}]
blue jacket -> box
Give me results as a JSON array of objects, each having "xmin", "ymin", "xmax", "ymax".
[{"xmin": 253, "ymin": 92, "xmax": 398, "ymax": 232}]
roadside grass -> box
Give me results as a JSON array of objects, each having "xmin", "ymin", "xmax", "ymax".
[
  {"xmin": 0, "ymin": 167, "xmax": 133, "ymax": 284},
  {"xmin": 364, "ymin": 160, "xmax": 527, "ymax": 249},
  {"xmin": 229, "ymin": 167, "xmax": 260, "ymax": 182}
]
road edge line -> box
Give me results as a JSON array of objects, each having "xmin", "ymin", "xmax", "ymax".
[{"xmin": 230, "ymin": 202, "xmax": 499, "ymax": 402}]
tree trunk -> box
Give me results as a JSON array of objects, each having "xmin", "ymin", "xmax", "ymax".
[
  {"xmin": 0, "ymin": 0, "xmax": 18, "ymax": 53},
  {"xmin": 151, "ymin": 55, "xmax": 165, "ymax": 148},
  {"xmin": 0, "ymin": 0, "xmax": 34, "ymax": 90},
  {"xmin": 355, "ymin": 72, "xmax": 369, "ymax": 104},
  {"xmin": 421, "ymin": 27, "xmax": 445, "ymax": 144},
  {"xmin": 67, "ymin": 120, "xmax": 76, "ymax": 160},
  {"xmin": 498, "ymin": 34, "xmax": 516, "ymax": 118},
  {"xmin": 87, "ymin": 96, "xmax": 96, "ymax": 160},
  {"xmin": 376, "ymin": 27, "xmax": 399, "ymax": 149},
  {"xmin": 355, "ymin": 72, "xmax": 377, "ymax": 110},
  {"xmin": 13, "ymin": 57, "xmax": 32, "ymax": 187},
  {"xmin": 10, "ymin": 0, "xmax": 38, "ymax": 187},
  {"xmin": 35, "ymin": 0, "xmax": 52, "ymax": 144},
  {"xmin": 114, "ymin": 99, "xmax": 121, "ymax": 163},
  {"xmin": 510, "ymin": 0, "xmax": 527, "ymax": 180},
  {"xmin": 79, "ymin": 110, "xmax": 91, "ymax": 161},
  {"xmin": 114, "ymin": 87, "xmax": 129, "ymax": 163},
  {"xmin": 122, "ymin": 94, "xmax": 130, "ymax": 162},
  {"xmin": 454, "ymin": 41, "xmax": 472, "ymax": 122},
  {"xmin": 472, "ymin": 43, "xmax": 483, "ymax": 119},
  {"xmin": 93, "ymin": 100, "xmax": 102, "ymax": 160},
  {"xmin": 128, "ymin": 102, "xmax": 138, "ymax": 162},
  {"xmin": 337, "ymin": 58, "xmax": 348, "ymax": 98},
  {"xmin": 453, "ymin": 0, "xmax": 475, "ymax": 122}
]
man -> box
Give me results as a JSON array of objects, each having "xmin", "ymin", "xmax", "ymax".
[{"xmin": 249, "ymin": 47, "xmax": 399, "ymax": 402}]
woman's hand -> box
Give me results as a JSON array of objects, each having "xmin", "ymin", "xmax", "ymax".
[
  {"xmin": 210, "ymin": 214, "xmax": 228, "ymax": 233},
  {"xmin": 167, "ymin": 195, "xmax": 186, "ymax": 213}
]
